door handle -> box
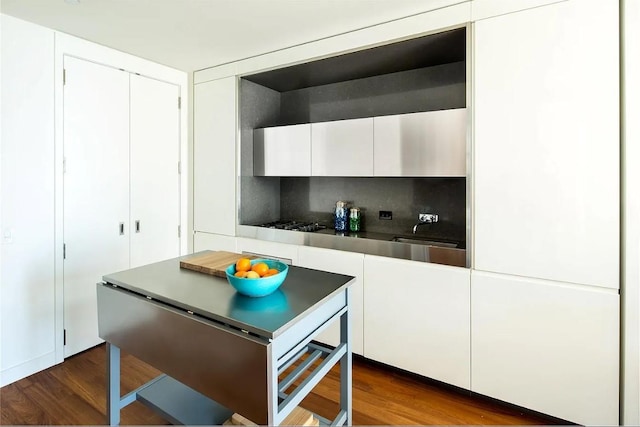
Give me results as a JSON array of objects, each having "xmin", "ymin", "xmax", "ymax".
[
  {"xmin": 135, "ymin": 220, "xmax": 141, "ymax": 233},
  {"xmin": 119, "ymin": 222, "xmax": 125, "ymax": 235}
]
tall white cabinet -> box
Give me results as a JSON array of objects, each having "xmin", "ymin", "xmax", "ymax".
[
  {"xmin": 193, "ymin": 76, "xmax": 237, "ymax": 237},
  {"xmin": 62, "ymin": 57, "xmax": 181, "ymax": 357},
  {"xmin": 472, "ymin": 1, "xmax": 620, "ymax": 425},
  {"xmin": 474, "ymin": 0, "xmax": 619, "ymax": 289},
  {"xmin": 1, "ymin": 15, "xmax": 56, "ymax": 387}
]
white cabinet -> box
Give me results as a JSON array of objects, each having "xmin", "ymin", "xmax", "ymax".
[
  {"xmin": 471, "ymin": 271, "xmax": 619, "ymax": 425},
  {"xmin": 1, "ymin": 15, "xmax": 56, "ymax": 387},
  {"xmin": 311, "ymin": 118, "xmax": 373, "ymax": 176},
  {"xmin": 254, "ymin": 124, "xmax": 311, "ymax": 176},
  {"xmin": 194, "ymin": 232, "xmax": 237, "ymax": 253},
  {"xmin": 373, "ymin": 109, "xmax": 467, "ymax": 177},
  {"xmin": 63, "ymin": 57, "xmax": 181, "ymax": 357},
  {"xmin": 236, "ymin": 237, "xmax": 299, "ymax": 264},
  {"xmin": 194, "ymin": 76, "xmax": 237, "ymax": 236},
  {"xmin": 364, "ymin": 255, "xmax": 470, "ymax": 389},
  {"xmin": 297, "ymin": 247, "xmax": 364, "ymax": 355},
  {"xmin": 473, "ymin": 0, "xmax": 619, "ymax": 289},
  {"xmin": 471, "ymin": 0, "xmax": 565, "ymax": 20},
  {"xmin": 63, "ymin": 56, "xmax": 131, "ymax": 357},
  {"xmin": 129, "ymin": 74, "xmax": 181, "ymax": 268}
]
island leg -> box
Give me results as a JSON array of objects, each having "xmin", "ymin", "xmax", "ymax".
[
  {"xmin": 107, "ymin": 342, "xmax": 121, "ymax": 426},
  {"xmin": 340, "ymin": 290, "xmax": 353, "ymax": 426}
]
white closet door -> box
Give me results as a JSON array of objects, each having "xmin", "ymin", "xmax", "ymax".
[
  {"xmin": 63, "ymin": 56, "xmax": 130, "ymax": 357},
  {"xmin": 129, "ymin": 74, "xmax": 180, "ymax": 268}
]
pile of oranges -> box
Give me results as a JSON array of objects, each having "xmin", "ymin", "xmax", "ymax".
[{"xmin": 234, "ymin": 258, "xmax": 279, "ymax": 279}]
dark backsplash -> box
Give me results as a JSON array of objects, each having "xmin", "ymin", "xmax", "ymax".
[{"xmin": 279, "ymin": 177, "xmax": 466, "ymax": 243}]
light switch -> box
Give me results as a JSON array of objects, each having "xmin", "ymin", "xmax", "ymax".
[{"xmin": 3, "ymin": 228, "xmax": 13, "ymax": 244}]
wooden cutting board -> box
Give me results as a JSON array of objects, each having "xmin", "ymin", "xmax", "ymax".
[{"xmin": 179, "ymin": 251, "xmax": 256, "ymax": 278}]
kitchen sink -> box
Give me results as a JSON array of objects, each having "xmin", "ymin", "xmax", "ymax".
[{"xmin": 390, "ymin": 236, "xmax": 458, "ymax": 248}]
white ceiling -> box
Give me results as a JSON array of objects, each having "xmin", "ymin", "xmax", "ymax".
[{"xmin": 0, "ymin": 0, "xmax": 445, "ymax": 72}]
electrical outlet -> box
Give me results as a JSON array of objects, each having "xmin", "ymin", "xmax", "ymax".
[{"xmin": 379, "ymin": 210, "xmax": 392, "ymax": 220}]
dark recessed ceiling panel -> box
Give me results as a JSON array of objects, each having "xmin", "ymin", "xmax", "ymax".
[{"xmin": 243, "ymin": 27, "xmax": 466, "ymax": 92}]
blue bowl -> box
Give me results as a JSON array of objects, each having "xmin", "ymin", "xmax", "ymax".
[{"xmin": 225, "ymin": 259, "xmax": 289, "ymax": 297}]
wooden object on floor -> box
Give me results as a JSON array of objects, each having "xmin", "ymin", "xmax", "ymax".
[
  {"xmin": 0, "ymin": 344, "xmax": 569, "ymax": 426},
  {"xmin": 179, "ymin": 251, "xmax": 255, "ymax": 277},
  {"xmin": 225, "ymin": 406, "xmax": 318, "ymax": 426}
]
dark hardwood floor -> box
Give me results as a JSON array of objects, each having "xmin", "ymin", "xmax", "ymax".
[{"xmin": 1, "ymin": 344, "xmax": 566, "ymax": 425}]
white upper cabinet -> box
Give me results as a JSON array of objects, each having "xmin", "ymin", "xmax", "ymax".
[
  {"xmin": 311, "ymin": 118, "xmax": 374, "ymax": 176},
  {"xmin": 194, "ymin": 77, "xmax": 237, "ymax": 236},
  {"xmin": 253, "ymin": 124, "xmax": 311, "ymax": 176},
  {"xmin": 471, "ymin": 0, "xmax": 565, "ymax": 20},
  {"xmin": 471, "ymin": 271, "xmax": 619, "ymax": 425},
  {"xmin": 373, "ymin": 109, "xmax": 467, "ymax": 177},
  {"xmin": 473, "ymin": 0, "xmax": 619, "ymax": 288}
]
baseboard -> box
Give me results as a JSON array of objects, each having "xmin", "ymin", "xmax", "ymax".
[{"xmin": 0, "ymin": 351, "xmax": 58, "ymax": 387}]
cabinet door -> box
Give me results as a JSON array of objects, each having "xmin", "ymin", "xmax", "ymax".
[
  {"xmin": 254, "ymin": 124, "xmax": 311, "ymax": 176},
  {"xmin": 63, "ymin": 56, "xmax": 130, "ymax": 357},
  {"xmin": 297, "ymin": 247, "xmax": 364, "ymax": 355},
  {"xmin": 474, "ymin": 1, "xmax": 619, "ymax": 288},
  {"xmin": 130, "ymin": 74, "xmax": 180, "ymax": 268},
  {"xmin": 194, "ymin": 232, "xmax": 237, "ymax": 253},
  {"xmin": 194, "ymin": 77, "xmax": 237, "ymax": 235},
  {"xmin": 471, "ymin": 271, "xmax": 619, "ymax": 425},
  {"xmin": 364, "ymin": 255, "xmax": 470, "ymax": 389},
  {"xmin": 236, "ymin": 237, "xmax": 298, "ymax": 265},
  {"xmin": 373, "ymin": 109, "xmax": 467, "ymax": 176},
  {"xmin": 311, "ymin": 118, "xmax": 373, "ymax": 176}
]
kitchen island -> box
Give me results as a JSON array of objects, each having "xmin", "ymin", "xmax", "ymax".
[{"xmin": 97, "ymin": 251, "xmax": 355, "ymax": 426}]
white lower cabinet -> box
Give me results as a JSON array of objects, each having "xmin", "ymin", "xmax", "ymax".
[
  {"xmin": 364, "ymin": 255, "xmax": 471, "ymax": 389},
  {"xmin": 193, "ymin": 232, "xmax": 237, "ymax": 253},
  {"xmin": 296, "ymin": 247, "xmax": 364, "ymax": 355},
  {"xmin": 471, "ymin": 271, "xmax": 619, "ymax": 426},
  {"xmin": 236, "ymin": 237, "xmax": 299, "ymax": 265}
]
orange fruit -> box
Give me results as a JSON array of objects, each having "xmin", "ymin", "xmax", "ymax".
[
  {"xmin": 264, "ymin": 268, "xmax": 279, "ymax": 277},
  {"xmin": 251, "ymin": 262, "xmax": 269, "ymax": 277},
  {"xmin": 245, "ymin": 271, "xmax": 260, "ymax": 279},
  {"xmin": 234, "ymin": 271, "xmax": 248, "ymax": 278},
  {"xmin": 235, "ymin": 258, "xmax": 251, "ymax": 272}
]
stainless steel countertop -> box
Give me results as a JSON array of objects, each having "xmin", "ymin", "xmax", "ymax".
[
  {"xmin": 237, "ymin": 225, "xmax": 468, "ymax": 268},
  {"xmin": 102, "ymin": 252, "xmax": 355, "ymax": 339}
]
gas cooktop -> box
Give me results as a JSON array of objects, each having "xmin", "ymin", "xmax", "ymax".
[{"xmin": 255, "ymin": 220, "xmax": 327, "ymax": 232}]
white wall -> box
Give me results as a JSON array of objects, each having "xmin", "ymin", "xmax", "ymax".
[
  {"xmin": 0, "ymin": 13, "xmax": 189, "ymax": 386},
  {"xmin": 623, "ymin": 0, "xmax": 640, "ymax": 424},
  {"xmin": 1, "ymin": 15, "xmax": 56, "ymax": 386}
]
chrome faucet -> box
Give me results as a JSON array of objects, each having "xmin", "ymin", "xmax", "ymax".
[{"xmin": 412, "ymin": 213, "xmax": 439, "ymax": 234}]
